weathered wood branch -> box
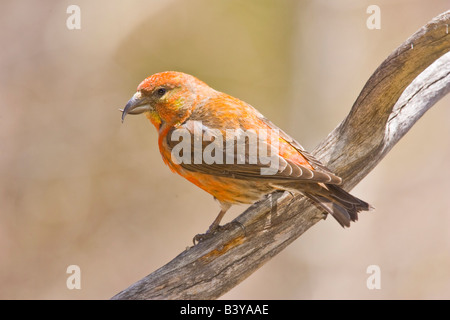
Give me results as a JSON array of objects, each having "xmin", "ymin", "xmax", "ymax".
[{"xmin": 112, "ymin": 11, "xmax": 450, "ymax": 300}]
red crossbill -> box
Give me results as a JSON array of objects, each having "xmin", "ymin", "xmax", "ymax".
[{"xmin": 121, "ymin": 71, "xmax": 371, "ymax": 239}]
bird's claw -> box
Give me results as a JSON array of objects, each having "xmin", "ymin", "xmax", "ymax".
[
  {"xmin": 192, "ymin": 221, "xmax": 246, "ymax": 245},
  {"xmin": 192, "ymin": 233, "xmax": 208, "ymax": 245},
  {"xmin": 193, "ymin": 225, "xmax": 222, "ymax": 245}
]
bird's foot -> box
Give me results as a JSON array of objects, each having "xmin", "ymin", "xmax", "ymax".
[
  {"xmin": 193, "ymin": 225, "xmax": 222, "ymax": 245},
  {"xmin": 192, "ymin": 232, "xmax": 209, "ymax": 245},
  {"xmin": 192, "ymin": 221, "xmax": 246, "ymax": 245}
]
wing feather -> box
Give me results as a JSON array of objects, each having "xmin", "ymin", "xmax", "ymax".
[{"xmin": 165, "ymin": 117, "xmax": 342, "ymax": 185}]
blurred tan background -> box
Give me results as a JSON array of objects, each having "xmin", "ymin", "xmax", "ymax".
[{"xmin": 1, "ymin": 0, "xmax": 449, "ymax": 299}]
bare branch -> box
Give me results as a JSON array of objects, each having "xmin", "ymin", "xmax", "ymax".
[{"xmin": 112, "ymin": 11, "xmax": 450, "ymax": 300}]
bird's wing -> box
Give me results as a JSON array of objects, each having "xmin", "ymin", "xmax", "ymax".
[
  {"xmin": 257, "ymin": 114, "xmax": 340, "ymax": 179},
  {"xmin": 164, "ymin": 116, "xmax": 342, "ymax": 185}
]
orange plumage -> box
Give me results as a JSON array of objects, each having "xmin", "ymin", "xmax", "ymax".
[{"xmin": 122, "ymin": 71, "xmax": 371, "ymax": 236}]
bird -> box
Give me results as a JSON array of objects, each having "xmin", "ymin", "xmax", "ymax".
[{"xmin": 121, "ymin": 71, "xmax": 371, "ymax": 240}]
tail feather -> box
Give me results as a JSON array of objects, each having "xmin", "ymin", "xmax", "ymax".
[{"xmin": 304, "ymin": 184, "xmax": 372, "ymax": 228}]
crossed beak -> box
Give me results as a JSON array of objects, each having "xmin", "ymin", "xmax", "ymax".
[{"xmin": 121, "ymin": 91, "xmax": 151, "ymax": 123}]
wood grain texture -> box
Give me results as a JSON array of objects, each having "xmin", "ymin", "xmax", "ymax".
[{"xmin": 112, "ymin": 11, "xmax": 450, "ymax": 300}]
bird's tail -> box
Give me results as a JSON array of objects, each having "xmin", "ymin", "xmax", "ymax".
[{"xmin": 303, "ymin": 184, "xmax": 372, "ymax": 227}]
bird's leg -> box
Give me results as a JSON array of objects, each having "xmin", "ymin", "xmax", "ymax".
[
  {"xmin": 193, "ymin": 202, "xmax": 231, "ymax": 244},
  {"xmin": 207, "ymin": 207, "xmax": 228, "ymax": 233}
]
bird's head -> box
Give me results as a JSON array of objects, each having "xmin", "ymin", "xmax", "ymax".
[{"xmin": 121, "ymin": 71, "xmax": 210, "ymax": 130}]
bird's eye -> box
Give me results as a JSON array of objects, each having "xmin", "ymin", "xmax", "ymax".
[{"xmin": 156, "ymin": 87, "xmax": 166, "ymax": 97}]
